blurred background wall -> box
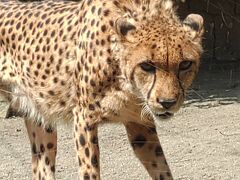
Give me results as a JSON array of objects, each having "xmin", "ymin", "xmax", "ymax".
[{"xmin": 176, "ymin": 0, "xmax": 240, "ymax": 64}]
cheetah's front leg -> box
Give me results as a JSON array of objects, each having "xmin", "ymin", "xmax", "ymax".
[
  {"xmin": 124, "ymin": 122, "xmax": 173, "ymax": 180},
  {"xmin": 25, "ymin": 119, "xmax": 57, "ymax": 180},
  {"xmin": 73, "ymin": 106, "xmax": 100, "ymax": 180}
]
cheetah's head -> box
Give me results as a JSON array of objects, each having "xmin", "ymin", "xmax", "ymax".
[{"xmin": 113, "ymin": 8, "xmax": 204, "ymax": 120}]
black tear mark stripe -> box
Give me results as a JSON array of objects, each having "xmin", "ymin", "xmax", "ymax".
[
  {"xmin": 166, "ymin": 36, "xmax": 169, "ymax": 71},
  {"xmin": 179, "ymin": 80, "xmax": 185, "ymax": 96},
  {"xmin": 177, "ymin": 43, "xmax": 185, "ymax": 96},
  {"xmin": 177, "ymin": 72, "xmax": 185, "ymax": 96},
  {"xmin": 147, "ymin": 73, "xmax": 156, "ymax": 99}
]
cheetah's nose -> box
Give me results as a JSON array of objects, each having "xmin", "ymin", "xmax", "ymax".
[{"xmin": 157, "ymin": 98, "xmax": 177, "ymax": 109}]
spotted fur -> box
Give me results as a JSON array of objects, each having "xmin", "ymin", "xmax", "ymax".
[{"xmin": 0, "ymin": 0, "xmax": 204, "ymax": 179}]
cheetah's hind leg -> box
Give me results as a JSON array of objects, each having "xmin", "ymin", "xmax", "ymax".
[{"xmin": 25, "ymin": 119, "xmax": 57, "ymax": 180}]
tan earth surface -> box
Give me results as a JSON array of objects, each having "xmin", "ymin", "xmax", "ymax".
[{"xmin": 0, "ymin": 62, "xmax": 240, "ymax": 180}]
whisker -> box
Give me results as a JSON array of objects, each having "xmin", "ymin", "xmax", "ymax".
[
  {"xmin": 186, "ymin": 89, "xmax": 205, "ymax": 100},
  {"xmin": 0, "ymin": 88, "xmax": 25, "ymax": 97}
]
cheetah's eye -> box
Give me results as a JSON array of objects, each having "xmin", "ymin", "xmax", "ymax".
[
  {"xmin": 139, "ymin": 62, "xmax": 156, "ymax": 74},
  {"xmin": 179, "ymin": 61, "xmax": 193, "ymax": 71}
]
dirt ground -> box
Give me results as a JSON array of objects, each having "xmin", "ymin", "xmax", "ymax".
[{"xmin": 0, "ymin": 61, "xmax": 240, "ymax": 180}]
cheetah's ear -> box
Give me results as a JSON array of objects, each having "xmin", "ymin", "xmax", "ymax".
[
  {"xmin": 115, "ymin": 18, "xmax": 137, "ymax": 41},
  {"xmin": 183, "ymin": 14, "xmax": 204, "ymax": 40}
]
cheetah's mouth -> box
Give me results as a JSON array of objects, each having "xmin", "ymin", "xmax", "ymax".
[
  {"xmin": 155, "ymin": 112, "xmax": 173, "ymax": 119},
  {"xmin": 145, "ymin": 104, "xmax": 174, "ymax": 120}
]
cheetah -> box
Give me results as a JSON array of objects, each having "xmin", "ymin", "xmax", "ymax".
[{"xmin": 0, "ymin": 0, "xmax": 204, "ymax": 179}]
